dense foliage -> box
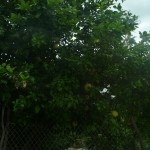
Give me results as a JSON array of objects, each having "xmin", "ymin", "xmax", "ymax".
[{"xmin": 0, "ymin": 0, "xmax": 150, "ymax": 149}]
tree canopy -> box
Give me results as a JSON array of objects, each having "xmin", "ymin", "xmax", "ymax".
[{"xmin": 0, "ymin": 0, "xmax": 150, "ymax": 149}]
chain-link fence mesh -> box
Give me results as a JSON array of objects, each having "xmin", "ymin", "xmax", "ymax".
[{"xmin": 0, "ymin": 122, "xmax": 139, "ymax": 150}]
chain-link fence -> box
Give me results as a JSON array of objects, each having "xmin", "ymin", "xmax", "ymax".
[{"xmin": 0, "ymin": 122, "xmax": 138, "ymax": 150}]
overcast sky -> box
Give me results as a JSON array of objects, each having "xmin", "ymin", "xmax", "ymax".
[{"xmin": 121, "ymin": 0, "xmax": 150, "ymax": 41}]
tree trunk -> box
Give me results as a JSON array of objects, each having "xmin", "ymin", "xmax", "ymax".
[
  {"xmin": 3, "ymin": 108, "xmax": 10, "ymax": 150},
  {"xmin": 0, "ymin": 106, "xmax": 10, "ymax": 150},
  {"xmin": 131, "ymin": 117, "xmax": 145, "ymax": 150},
  {"xmin": 0, "ymin": 106, "xmax": 6, "ymax": 150}
]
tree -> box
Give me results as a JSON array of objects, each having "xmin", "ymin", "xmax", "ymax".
[{"xmin": 0, "ymin": 0, "xmax": 149, "ymax": 149}]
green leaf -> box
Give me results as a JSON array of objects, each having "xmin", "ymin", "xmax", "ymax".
[
  {"xmin": 2, "ymin": 63, "xmax": 6, "ymax": 67},
  {"xmin": 17, "ymin": 0, "xmax": 31, "ymax": 10},
  {"xmin": 0, "ymin": 26, "xmax": 5, "ymax": 35},
  {"xmin": 20, "ymin": 73, "xmax": 26, "ymax": 80},
  {"xmin": 6, "ymin": 65, "xmax": 13, "ymax": 73},
  {"xmin": 35, "ymin": 106, "xmax": 40, "ymax": 113},
  {"xmin": 47, "ymin": 0, "xmax": 62, "ymax": 5}
]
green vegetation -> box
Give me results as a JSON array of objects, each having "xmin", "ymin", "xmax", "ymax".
[{"xmin": 0, "ymin": 0, "xmax": 150, "ymax": 149}]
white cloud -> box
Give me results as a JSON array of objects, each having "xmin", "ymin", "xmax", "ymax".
[{"xmin": 121, "ymin": 0, "xmax": 150, "ymax": 41}]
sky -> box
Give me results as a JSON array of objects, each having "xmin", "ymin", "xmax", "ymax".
[{"xmin": 121, "ymin": 0, "xmax": 150, "ymax": 41}]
